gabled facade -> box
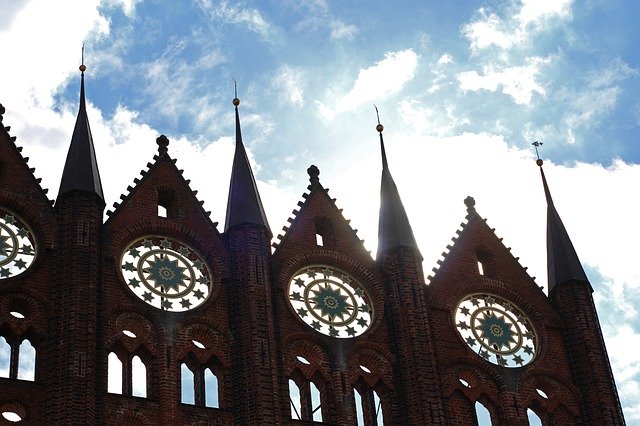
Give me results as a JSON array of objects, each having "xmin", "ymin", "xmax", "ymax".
[{"xmin": 0, "ymin": 68, "xmax": 624, "ymax": 425}]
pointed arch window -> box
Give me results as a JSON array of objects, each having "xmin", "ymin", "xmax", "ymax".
[
  {"xmin": 288, "ymin": 373, "xmax": 324, "ymax": 422},
  {"xmin": 475, "ymin": 401, "xmax": 492, "ymax": 425},
  {"xmin": 180, "ymin": 360, "xmax": 220, "ymax": 408},
  {"xmin": 107, "ymin": 351, "xmax": 150, "ymax": 398},
  {"xmin": 353, "ymin": 382, "xmax": 385, "ymax": 426},
  {"xmin": 527, "ymin": 408, "xmax": 543, "ymax": 425},
  {"xmin": 0, "ymin": 335, "xmax": 36, "ymax": 381}
]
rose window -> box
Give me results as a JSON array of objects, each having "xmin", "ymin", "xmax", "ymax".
[
  {"xmin": 288, "ymin": 266, "xmax": 373, "ymax": 338},
  {"xmin": 0, "ymin": 208, "xmax": 37, "ymax": 279},
  {"xmin": 455, "ymin": 293, "xmax": 538, "ymax": 367},
  {"xmin": 120, "ymin": 236, "xmax": 212, "ymax": 312}
]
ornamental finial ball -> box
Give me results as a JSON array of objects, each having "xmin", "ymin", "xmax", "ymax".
[
  {"xmin": 233, "ymin": 98, "xmax": 240, "ymax": 106},
  {"xmin": 79, "ymin": 64, "xmax": 87, "ymax": 73},
  {"xmin": 376, "ymin": 124, "xmax": 384, "ymax": 133},
  {"xmin": 536, "ymin": 158, "xmax": 543, "ymax": 167}
]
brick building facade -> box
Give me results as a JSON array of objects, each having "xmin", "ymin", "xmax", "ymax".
[{"xmin": 0, "ymin": 67, "xmax": 625, "ymax": 424}]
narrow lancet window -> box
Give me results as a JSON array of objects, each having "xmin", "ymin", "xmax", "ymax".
[
  {"xmin": 107, "ymin": 352, "xmax": 123, "ymax": 394},
  {"xmin": 181, "ymin": 363, "xmax": 195, "ymax": 404},
  {"xmin": 17, "ymin": 340, "xmax": 35, "ymax": 381},
  {"xmin": 131, "ymin": 356, "xmax": 147, "ymax": 397},
  {"xmin": 204, "ymin": 368, "xmax": 219, "ymax": 408}
]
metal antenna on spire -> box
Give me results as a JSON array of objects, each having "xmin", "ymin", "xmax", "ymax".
[
  {"xmin": 532, "ymin": 141, "xmax": 543, "ymax": 160},
  {"xmin": 532, "ymin": 141, "xmax": 544, "ymax": 166},
  {"xmin": 79, "ymin": 43, "xmax": 87, "ymax": 74},
  {"xmin": 232, "ymin": 78, "xmax": 240, "ymax": 106},
  {"xmin": 374, "ymin": 105, "xmax": 383, "ymax": 133}
]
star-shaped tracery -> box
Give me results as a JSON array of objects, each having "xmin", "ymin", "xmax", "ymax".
[
  {"xmin": 120, "ymin": 236, "xmax": 212, "ymax": 312},
  {"xmin": 0, "ymin": 209, "xmax": 37, "ymax": 279},
  {"xmin": 454, "ymin": 293, "xmax": 538, "ymax": 368},
  {"xmin": 288, "ymin": 266, "xmax": 373, "ymax": 338}
]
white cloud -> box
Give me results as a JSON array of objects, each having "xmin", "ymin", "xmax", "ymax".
[
  {"xmin": 197, "ymin": 0, "xmax": 276, "ymax": 42},
  {"xmin": 272, "ymin": 66, "xmax": 306, "ymax": 107},
  {"xmin": 330, "ymin": 20, "xmax": 358, "ymax": 40},
  {"xmin": 318, "ymin": 49, "xmax": 419, "ymax": 117},
  {"xmin": 437, "ymin": 54, "xmax": 454, "ymax": 65},
  {"xmin": 457, "ymin": 56, "xmax": 549, "ymax": 105},
  {"xmin": 463, "ymin": 11, "xmax": 514, "ymax": 51},
  {"xmin": 517, "ymin": 0, "xmax": 573, "ymax": 28},
  {"xmin": 102, "ymin": 0, "xmax": 142, "ymax": 17}
]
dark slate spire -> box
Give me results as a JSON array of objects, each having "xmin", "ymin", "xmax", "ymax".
[
  {"xmin": 58, "ymin": 57, "xmax": 104, "ymax": 202},
  {"xmin": 538, "ymin": 159, "xmax": 589, "ymax": 292},
  {"xmin": 224, "ymin": 91, "xmax": 270, "ymax": 232},
  {"xmin": 376, "ymin": 111, "xmax": 420, "ymax": 258}
]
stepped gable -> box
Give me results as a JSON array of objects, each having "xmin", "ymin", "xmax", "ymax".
[
  {"xmin": 0, "ymin": 104, "xmax": 54, "ymax": 210},
  {"xmin": 104, "ymin": 135, "xmax": 222, "ymax": 249},
  {"xmin": 272, "ymin": 165, "xmax": 371, "ymax": 266},
  {"xmin": 427, "ymin": 196, "xmax": 557, "ymax": 319}
]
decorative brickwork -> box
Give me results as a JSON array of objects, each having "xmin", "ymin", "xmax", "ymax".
[{"xmin": 0, "ymin": 100, "xmax": 625, "ymax": 425}]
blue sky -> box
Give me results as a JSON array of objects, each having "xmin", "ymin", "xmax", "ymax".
[{"xmin": 1, "ymin": 0, "xmax": 639, "ymax": 421}]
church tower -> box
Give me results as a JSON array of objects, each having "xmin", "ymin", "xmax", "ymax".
[{"xmin": 0, "ymin": 66, "xmax": 626, "ymax": 424}]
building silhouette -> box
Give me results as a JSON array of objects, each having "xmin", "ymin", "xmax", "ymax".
[{"xmin": 0, "ymin": 65, "xmax": 625, "ymax": 425}]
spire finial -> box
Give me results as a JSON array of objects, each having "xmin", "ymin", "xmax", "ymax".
[
  {"xmin": 532, "ymin": 140, "xmax": 543, "ymax": 166},
  {"xmin": 232, "ymin": 78, "xmax": 240, "ymax": 106},
  {"xmin": 156, "ymin": 134, "xmax": 169, "ymax": 156},
  {"xmin": 464, "ymin": 196, "xmax": 476, "ymax": 214},
  {"xmin": 374, "ymin": 105, "xmax": 384, "ymax": 133},
  {"xmin": 79, "ymin": 44, "xmax": 86, "ymax": 74},
  {"xmin": 307, "ymin": 165, "xmax": 320, "ymax": 188}
]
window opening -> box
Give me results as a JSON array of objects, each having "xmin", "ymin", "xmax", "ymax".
[
  {"xmin": 311, "ymin": 381, "xmax": 322, "ymax": 422},
  {"xmin": 536, "ymin": 388, "xmax": 548, "ymax": 399},
  {"xmin": 9, "ymin": 312, "xmax": 24, "ymax": 319},
  {"xmin": 192, "ymin": 340, "xmax": 205, "ymax": 349},
  {"xmin": 131, "ymin": 356, "xmax": 147, "ymax": 397},
  {"xmin": 17, "ymin": 340, "xmax": 35, "ymax": 381},
  {"xmin": 316, "ymin": 234, "xmax": 324, "ymax": 246},
  {"xmin": 527, "ymin": 408, "xmax": 542, "ymax": 426},
  {"xmin": 374, "ymin": 390, "xmax": 384, "ymax": 425},
  {"xmin": 296, "ymin": 356, "xmax": 310, "ymax": 365},
  {"xmin": 122, "ymin": 330, "xmax": 136, "ymax": 338},
  {"xmin": 477, "ymin": 261, "xmax": 484, "ymax": 275},
  {"xmin": 475, "ymin": 401, "xmax": 492, "ymax": 425},
  {"xmin": 158, "ymin": 205, "xmax": 167, "ymax": 218},
  {"xmin": 459, "ymin": 378, "xmax": 470, "ymax": 388},
  {"xmin": 289, "ymin": 379, "xmax": 302, "ymax": 419},
  {"xmin": 359, "ymin": 365, "xmax": 371, "ymax": 374},
  {"xmin": 107, "ymin": 352, "xmax": 123, "ymax": 394},
  {"xmin": 1, "ymin": 411, "xmax": 21, "ymax": 422},
  {"xmin": 354, "ymin": 388, "xmax": 364, "ymax": 426},
  {"xmin": 181, "ymin": 363, "xmax": 195, "ymax": 404},
  {"xmin": 0, "ymin": 337, "xmax": 10, "ymax": 378},
  {"xmin": 204, "ymin": 368, "xmax": 219, "ymax": 408}
]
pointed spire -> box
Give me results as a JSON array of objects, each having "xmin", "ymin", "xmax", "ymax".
[
  {"xmin": 536, "ymin": 155, "xmax": 589, "ymax": 292},
  {"xmin": 58, "ymin": 47, "xmax": 104, "ymax": 202},
  {"xmin": 375, "ymin": 108, "xmax": 419, "ymax": 258},
  {"xmin": 224, "ymin": 82, "xmax": 270, "ymax": 233}
]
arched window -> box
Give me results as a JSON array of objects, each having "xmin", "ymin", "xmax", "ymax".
[
  {"xmin": 107, "ymin": 352, "xmax": 123, "ymax": 394},
  {"xmin": 353, "ymin": 383, "xmax": 385, "ymax": 426},
  {"xmin": 0, "ymin": 336, "xmax": 10, "ymax": 378},
  {"xmin": 131, "ymin": 356, "xmax": 147, "ymax": 397},
  {"xmin": 204, "ymin": 368, "xmax": 219, "ymax": 408},
  {"xmin": 527, "ymin": 408, "xmax": 543, "ymax": 425},
  {"xmin": 107, "ymin": 351, "xmax": 149, "ymax": 398},
  {"xmin": 288, "ymin": 375, "xmax": 324, "ymax": 422},
  {"xmin": 0, "ymin": 336, "xmax": 36, "ymax": 381},
  {"xmin": 17, "ymin": 339, "xmax": 35, "ymax": 381},
  {"xmin": 180, "ymin": 361, "xmax": 221, "ymax": 408},
  {"xmin": 475, "ymin": 401, "xmax": 492, "ymax": 425},
  {"xmin": 181, "ymin": 363, "xmax": 195, "ymax": 404}
]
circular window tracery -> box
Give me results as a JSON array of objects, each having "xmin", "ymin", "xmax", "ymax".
[
  {"xmin": 120, "ymin": 236, "xmax": 212, "ymax": 312},
  {"xmin": 288, "ymin": 266, "xmax": 373, "ymax": 338},
  {"xmin": 454, "ymin": 293, "xmax": 538, "ymax": 367},
  {"xmin": 0, "ymin": 208, "xmax": 37, "ymax": 280}
]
